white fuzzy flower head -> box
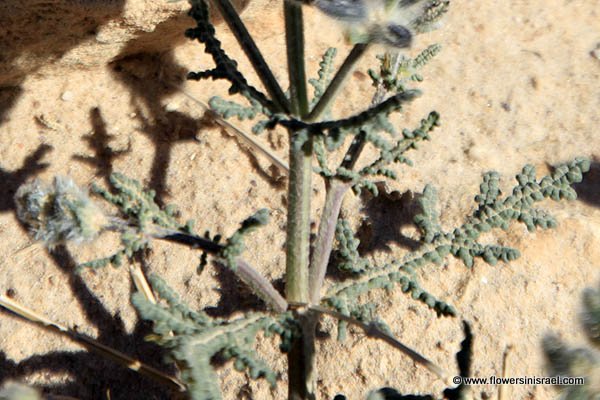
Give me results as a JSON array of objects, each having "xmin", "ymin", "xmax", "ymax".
[{"xmin": 14, "ymin": 176, "xmax": 109, "ymax": 250}]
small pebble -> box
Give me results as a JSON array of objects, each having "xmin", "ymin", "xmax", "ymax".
[
  {"xmin": 165, "ymin": 101, "xmax": 179, "ymax": 112},
  {"xmin": 591, "ymin": 42, "xmax": 600, "ymax": 61},
  {"xmin": 481, "ymin": 277, "xmax": 488, "ymax": 285},
  {"xmin": 61, "ymin": 91, "xmax": 74, "ymax": 101}
]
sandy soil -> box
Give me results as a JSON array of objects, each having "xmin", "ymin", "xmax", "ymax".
[{"xmin": 0, "ymin": 1, "xmax": 599, "ymax": 399}]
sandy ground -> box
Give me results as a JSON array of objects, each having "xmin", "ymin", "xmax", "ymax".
[{"xmin": 0, "ymin": 1, "xmax": 599, "ymax": 399}]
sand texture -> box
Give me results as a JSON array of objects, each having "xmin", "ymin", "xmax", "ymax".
[{"xmin": 0, "ymin": 0, "xmax": 599, "ymax": 399}]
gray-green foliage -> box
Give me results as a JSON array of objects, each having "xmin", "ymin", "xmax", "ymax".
[
  {"xmin": 133, "ymin": 276, "xmax": 284, "ymax": 400},
  {"xmin": 9, "ymin": 0, "xmax": 593, "ymax": 399},
  {"xmin": 544, "ymin": 283, "xmax": 600, "ymax": 400},
  {"xmin": 219, "ymin": 208, "xmax": 269, "ymax": 270},
  {"xmin": 309, "ymin": 47, "xmax": 337, "ymax": 108},
  {"xmin": 79, "ymin": 173, "xmax": 194, "ymax": 270},
  {"xmin": 369, "ymin": 44, "xmax": 442, "ymax": 92},
  {"xmin": 326, "ymin": 159, "xmax": 590, "ymax": 328},
  {"xmin": 414, "ymin": 185, "xmax": 441, "ymax": 243},
  {"xmin": 315, "ymin": 111, "xmax": 441, "ymax": 196},
  {"xmin": 334, "ymin": 219, "xmax": 370, "ymax": 274}
]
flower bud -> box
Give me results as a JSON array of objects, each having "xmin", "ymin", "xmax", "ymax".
[{"xmin": 14, "ymin": 176, "xmax": 109, "ymax": 250}]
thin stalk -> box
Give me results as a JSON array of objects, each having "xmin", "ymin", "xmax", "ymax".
[
  {"xmin": 210, "ymin": 0, "xmax": 290, "ymax": 113},
  {"xmin": 112, "ymin": 222, "xmax": 288, "ymax": 312},
  {"xmin": 307, "ymin": 44, "xmax": 369, "ymax": 121},
  {"xmin": 306, "ymin": 304, "xmax": 449, "ymax": 382},
  {"xmin": 129, "ymin": 263, "xmax": 156, "ymax": 304},
  {"xmin": 0, "ymin": 295, "xmax": 186, "ymax": 393},
  {"xmin": 172, "ymin": 85, "xmax": 290, "ymax": 173},
  {"xmin": 308, "ymin": 129, "xmax": 367, "ymax": 304},
  {"xmin": 284, "ymin": 1, "xmax": 309, "ymax": 117},
  {"xmin": 308, "ymin": 53, "xmax": 402, "ymax": 304},
  {"xmin": 234, "ymin": 258, "xmax": 288, "ymax": 312},
  {"xmin": 308, "ymin": 180, "xmax": 349, "ymax": 303}
]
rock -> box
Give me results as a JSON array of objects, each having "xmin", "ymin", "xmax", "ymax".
[
  {"xmin": 60, "ymin": 91, "xmax": 73, "ymax": 102},
  {"xmin": 0, "ymin": 0, "xmax": 250, "ymax": 87}
]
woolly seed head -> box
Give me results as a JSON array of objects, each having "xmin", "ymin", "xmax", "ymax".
[{"xmin": 14, "ymin": 176, "xmax": 109, "ymax": 250}]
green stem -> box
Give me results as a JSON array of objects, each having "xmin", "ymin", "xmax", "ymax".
[
  {"xmin": 284, "ymin": 2, "xmax": 314, "ymax": 399},
  {"xmin": 287, "ymin": 311, "xmax": 317, "ymax": 400},
  {"xmin": 285, "ymin": 133, "xmax": 312, "ymax": 303},
  {"xmin": 284, "ymin": 1, "xmax": 309, "ymax": 117},
  {"xmin": 283, "ymin": 0, "xmax": 311, "ymax": 308}
]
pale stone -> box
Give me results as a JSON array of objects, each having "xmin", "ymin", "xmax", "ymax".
[
  {"xmin": 0, "ymin": 0, "xmax": 250, "ymax": 87},
  {"xmin": 60, "ymin": 91, "xmax": 73, "ymax": 102}
]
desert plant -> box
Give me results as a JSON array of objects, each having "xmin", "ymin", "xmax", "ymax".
[
  {"xmin": 2, "ymin": 0, "xmax": 592, "ymax": 399},
  {"xmin": 543, "ymin": 282, "xmax": 600, "ymax": 400}
]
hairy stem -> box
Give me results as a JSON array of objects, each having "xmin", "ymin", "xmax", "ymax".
[
  {"xmin": 308, "ymin": 180, "xmax": 349, "ymax": 303},
  {"xmin": 283, "ymin": 0, "xmax": 311, "ymax": 306},
  {"xmin": 285, "ymin": 133, "xmax": 312, "ymax": 304},
  {"xmin": 284, "ymin": 2, "xmax": 314, "ymax": 399},
  {"xmin": 285, "ymin": 1, "xmax": 309, "ymax": 117},
  {"xmin": 210, "ymin": 0, "xmax": 290, "ymax": 113},
  {"xmin": 287, "ymin": 311, "xmax": 318, "ymax": 400},
  {"xmin": 142, "ymin": 225, "xmax": 288, "ymax": 312}
]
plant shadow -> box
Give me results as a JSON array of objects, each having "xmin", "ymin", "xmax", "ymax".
[
  {"xmin": 573, "ymin": 159, "xmax": 600, "ymax": 209},
  {"xmin": 72, "ymin": 107, "xmax": 132, "ymax": 186},
  {"xmin": 0, "ymin": 246, "xmax": 178, "ymax": 400},
  {"xmin": 204, "ymin": 262, "xmax": 270, "ymax": 318},
  {"xmin": 108, "ymin": 49, "xmax": 284, "ymax": 207},
  {"xmin": 357, "ymin": 184, "xmax": 423, "ymax": 255},
  {"xmin": 0, "ymin": 144, "xmax": 51, "ymax": 214}
]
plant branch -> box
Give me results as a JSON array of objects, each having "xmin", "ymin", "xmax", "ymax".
[
  {"xmin": 305, "ymin": 303, "xmax": 448, "ymax": 381},
  {"xmin": 143, "ymin": 225, "xmax": 288, "ymax": 312},
  {"xmin": 338, "ymin": 53, "xmax": 402, "ymax": 170},
  {"xmin": 284, "ymin": 135, "xmax": 312, "ymax": 305},
  {"xmin": 186, "ymin": 0, "xmax": 278, "ymax": 113},
  {"xmin": 172, "ymin": 85, "xmax": 290, "ymax": 172},
  {"xmin": 283, "ymin": 0, "xmax": 312, "ymax": 305},
  {"xmin": 280, "ymin": 90, "xmax": 421, "ymax": 132},
  {"xmin": 284, "ymin": 1, "xmax": 309, "ymax": 117},
  {"xmin": 208, "ymin": 0, "xmax": 290, "ymax": 113},
  {"xmin": 234, "ymin": 258, "xmax": 288, "ymax": 312},
  {"xmin": 308, "ymin": 180, "xmax": 349, "ymax": 303},
  {"xmin": 306, "ymin": 54, "xmax": 406, "ymax": 304},
  {"xmin": 284, "ymin": 3, "xmax": 315, "ymax": 399},
  {"xmin": 307, "ymin": 44, "xmax": 369, "ymax": 121}
]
